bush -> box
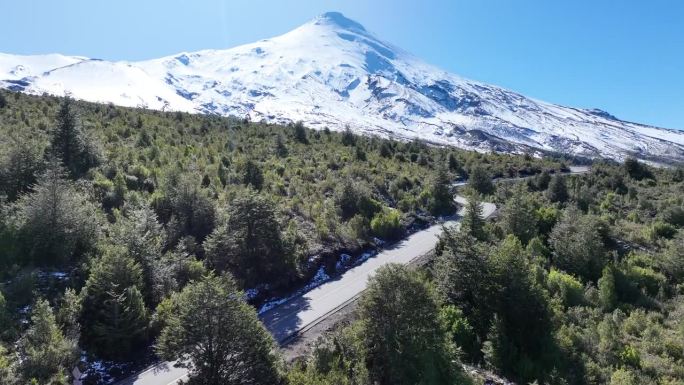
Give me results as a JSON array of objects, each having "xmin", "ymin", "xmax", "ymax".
[
  {"xmin": 647, "ymin": 221, "xmax": 677, "ymax": 240},
  {"xmin": 547, "ymin": 269, "xmax": 585, "ymax": 307},
  {"xmin": 370, "ymin": 208, "xmax": 403, "ymax": 240}
]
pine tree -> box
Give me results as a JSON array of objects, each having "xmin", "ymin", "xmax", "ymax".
[
  {"xmin": 14, "ymin": 161, "xmax": 99, "ymax": 265},
  {"xmin": 468, "ymin": 165, "xmax": 494, "ymax": 195},
  {"xmin": 500, "ymin": 185, "xmax": 538, "ymax": 245},
  {"xmin": 242, "ymin": 159, "xmax": 264, "ymax": 191},
  {"xmin": 379, "ymin": 142, "xmax": 392, "ymax": 158},
  {"xmin": 204, "ymin": 191, "xmax": 291, "ymax": 287},
  {"xmin": 81, "ymin": 247, "xmax": 149, "ymax": 360},
  {"xmin": 162, "ymin": 170, "xmax": 216, "ymax": 245},
  {"xmin": 429, "ymin": 163, "xmax": 455, "ymax": 216},
  {"xmin": 0, "ymin": 135, "xmax": 44, "ymax": 202},
  {"xmin": 112, "ymin": 206, "xmax": 165, "ymax": 304},
  {"xmin": 18, "ymin": 299, "xmax": 78, "ymax": 383},
  {"xmin": 486, "ymin": 236, "xmax": 554, "ymax": 382},
  {"xmin": 293, "ymin": 121, "xmax": 308, "ymax": 144},
  {"xmin": 341, "ymin": 126, "xmax": 356, "ymax": 146},
  {"xmin": 448, "ymin": 153, "xmax": 460, "ymax": 172},
  {"xmin": 460, "ymin": 193, "xmax": 486, "ymax": 240},
  {"xmin": 48, "ymin": 96, "xmax": 101, "ymax": 178},
  {"xmin": 434, "ymin": 228, "xmax": 493, "ymax": 345},
  {"xmin": 275, "ymin": 134, "xmax": 288, "ymax": 157},
  {"xmin": 547, "ymin": 174, "xmax": 568, "ymax": 203},
  {"xmin": 156, "ymin": 274, "xmax": 281, "ymax": 385}
]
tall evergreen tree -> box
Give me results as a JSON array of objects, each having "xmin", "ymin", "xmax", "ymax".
[
  {"xmin": 485, "ymin": 236, "xmax": 554, "ymax": 383},
  {"xmin": 156, "ymin": 274, "xmax": 281, "ymax": 385},
  {"xmin": 242, "ymin": 159, "xmax": 264, "ymax": 191},
  {"xmin": 429, "ymin": 163, "xmax": 455, "ymax": 216},
  {"xmin": 468, "ymin": 166, "xmax": 494, "ymax": 196},
  {"xmin": 434, "ymin": 228, "xmax": 494, "ymax": 348},
  {"xmin": 275, "ymin": 134, "xmax": 288, "ymax": 157},
  {"xmin": 48, "ymin": 96, "xmax": 101, "ymax": 178},
  {"xmin": 18, "ymin": 299, "xmax": 78, "ymax": 384},
  {"xmin": 500, "ymin": 185, "xmax": 538, "ymax": 245},
  {"xmin": 0, "ymin": 291, "xmax": 12, "ymax": 341},
  {"xmin": 460, "ymin": 193, "xmax": 486, "ymax": 241},
  {"xmin": 80, "ymin": 247, "xmax": 149, "ymax": 360},
  {"xmin": 112, "ymin": 205, "xmax": 165, "ymax": 304},
  {"xmin": 547, "ymin": 174, "xmax": 569, "ymax": 203},
  {"xmin": 0, "ymin": 135, "xmax": 44, "ymax": 202},
  {"xmin": 204, "ymin": 191, "xmax": 292, "ymax": 287},
  {"xmin": 161, "ymin": 170, "xmax": 216, "ymax": 246},
  {"xmin": 13, "ymin": 161, "xmax": 99, "ymax": 265},
  {"xmin": 293, "ymin": 121, "xmax": 308, "ymax": 144},
  {"xmin": 359, "ymin": 264, "xmax": 460, "ymax": 385},
  {"xmin": 341, "ymin": 126, "xmax": 356, "ymax": 146}
]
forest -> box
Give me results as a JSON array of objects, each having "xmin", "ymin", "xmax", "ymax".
[{"xmin": 0, "ymin": 89, "xmax": 682, "ymax": 385}]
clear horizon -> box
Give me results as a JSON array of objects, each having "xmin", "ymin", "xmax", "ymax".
[{"xmin": 2, "ymin": 0, "xmax": 682, "ymax": 130}]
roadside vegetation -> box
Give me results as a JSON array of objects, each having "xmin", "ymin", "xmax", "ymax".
[
  {"xmin": 292, "ymin": 160, "xmax": 684, "ymax": 385},
  {"xmin": 1, "ymin": 89, "xmax": 680, "ymax": 385}
]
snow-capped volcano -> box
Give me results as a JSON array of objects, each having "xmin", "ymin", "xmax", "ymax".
[{"xmin": 2, "ymin": 12, "xmax": 684, "ymax": 163}]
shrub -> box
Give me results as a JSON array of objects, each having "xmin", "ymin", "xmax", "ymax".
[
  {"xmin": 370, "ymin": 208, "xmax": 403, "ymax": 240},
  {"xmin": 547, "ymin": 269, "xmax": 585, "ymax": 307}
]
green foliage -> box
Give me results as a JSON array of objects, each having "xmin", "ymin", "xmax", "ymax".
[
  {"xmin": 159, "ymin": 170, "xmax": 216, "ymax": 247},
  {"xmin": 112, "ymin": 205, "xmax": 165, "ymax": 304},
  {"xmin": 547, "ymin": 269, "xmax": 585, "ymax": 308},
  {"xmin": 204, "ymin": 191, "xmax": 293, "ymax": 287},
  {"xmin": 0, "ymin": 135, "xmax": 44, "ymax": 202},
  {"xmin": 241, "ymin": 158, "xmax": 264, "ymax": 190},
  {"xmin": 341, "ymin": 126, "xmax": 355, "ymax": 146},
  {"xmin": 546, "ymin": 174, "xmax": 569, "ymax": 203},
  {"xmin": 500, "ymin": 185, "xmax": 538, "ymax": 245},
  {"xmin": 0, "ymin": 291, "xmax": 12, "ymax": 341},
  {"xmin": 486, "ymin": 235, "xmax": 555, "ymax": 383},
  {"xmin": 460, "ymin": 194, "xmax": 486, "ymax": 241},
  {"xmin": 17, "ymin": 299, "xmax": 78, "ymax": 384},
  {"xmin": 428, "ymin": 163, "xmax": 455, "ymax": 216},
  {"xmin": 156, "ymin": 274, "xmax": 281, "ymax": 385},
  {"xmin": 335, "ymin": 182, "xmax": 380, "ymax": 220},
  {"xmin": 598, "ymin": 265, "xmax": 618, "ymax": 311},
  {"xmin": 434, "ymin": 229, "xmax": 492, "ymax": 347},
  {"xmin": 293, "ymin": 121, "xmax": 308, "ymax": 144},
  {"xmin": 370, "ymin": 207, "xmax": 403, "ymax": 240},
  {"xmin": 286, "ymin": 322, "xmax": 369, "ymax": 385},
  {"xmin": 646, "ymin": 221, "xmax": 677, "ymax": 241},
  {"xmin": 48, "ymin": 96, "xmax": 101, "ymax": 178},
  {"xmin": 468, "ymin": 165, "xmax": 494, "ymax": 196},
  {"xmin": 549, "ymin": 207, "xmax": 606, "ymax": 280},
  {"xmin": 439, "ymin": 305, "xmax": 478, "ymax": 359},
  {"xmin": 619, "ymin": 345, "xmax": 641, "ymax": 368},
  {"xmin": 0, "ymin": 344, "xmax": 15, "ymax": 385},
  {"xmin": 80, "ymin": 247, "xmax": 149, "ymax": 360},
  {"xmin": 359, "ymin": 264, "xmax": 460, "ymax": 385},
  {"xmin": 624, "ymin": 157, "xmax": 653, "ymax": 181},
  {"xmin": 9, "ymin": 162, "xmax": 100, "ymax": 266},
  {"xmin": 535, "ymin": 205, "xmax": 559, "ymax": 237}
]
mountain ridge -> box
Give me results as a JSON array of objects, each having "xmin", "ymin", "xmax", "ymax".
[{"xmin": 2, "ymin": 12, "xmax": 683, "ymax": 163}]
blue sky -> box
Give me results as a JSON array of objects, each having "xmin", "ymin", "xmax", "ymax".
[{"xmin": 2, "ymin": 0, "xmax": 682, "ymax": 129}]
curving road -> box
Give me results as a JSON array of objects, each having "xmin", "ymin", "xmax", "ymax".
[{"xmin": 116, "ymin": 166, "xmax": 589, "ymax": 385}]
